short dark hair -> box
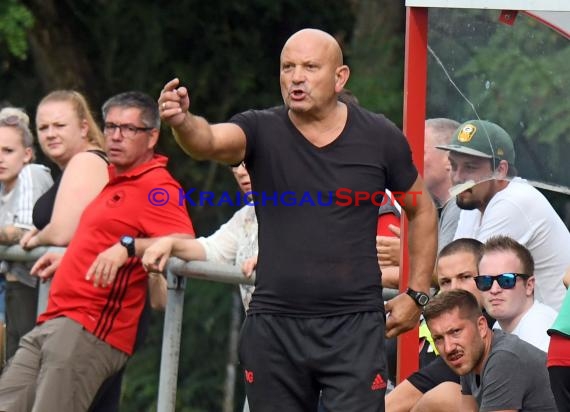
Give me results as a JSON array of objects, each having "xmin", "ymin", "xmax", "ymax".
[
  {"xmin": 481, "ymin": 235, "xmax": 534, "ymax": 275},
  {"xmin": 424, "ymin": 289, "xmax": 482, "ymax": 325},
  {"xmin": 438, "ymin": 238, "xmax": 483, "ymax": 263},
  {"xmin": 102, "ymin": 91, "xmax": 160, "ymax": 129}
]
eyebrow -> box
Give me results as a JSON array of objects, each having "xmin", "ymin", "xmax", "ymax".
[
  {"xmin": 440, "ymin": 271, "xmax": 475, "ymax": 279},
  {"xmin": 456, "ymin": 271, "xmax": 476, "ymax": 276}
]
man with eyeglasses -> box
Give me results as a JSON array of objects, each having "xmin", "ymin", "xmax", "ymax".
[
  {"xmin": 0, "ymin": 91, "xmax": 195, "ymax": 411},
  {"xmin": 424, "ymin": 289, "xmax": 557, "ymax": 412},
  {"xmin": 437, "ymin": 119, "xmax": 570, "ymax": 311},
  {"xmin": 477, "ymin": 235, "xmax": 558, "ymax": 352}
]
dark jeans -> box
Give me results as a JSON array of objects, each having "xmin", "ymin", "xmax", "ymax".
[{"xmin": 5, "ymin": 281, "xmax": 38, "ymax": 360}]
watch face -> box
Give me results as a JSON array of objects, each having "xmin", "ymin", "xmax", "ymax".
[
  {"xmin": 418, "ymin": 294, "xmax": 430, "ymax": 306},
  {"xmin": 121, "ymin": 236, "xmax": 134, "ymax": 246},
  {"xmin": 121, "ymin": 235, "xmax": 135, "ymax": 257}
]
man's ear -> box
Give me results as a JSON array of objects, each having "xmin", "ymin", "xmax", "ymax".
[
  {"xmin": 525, "ymin": 275, "xmax": 535, "ymax": 297},
  {"xmin": 335, "ymin": 65, "xmax": 350, "ymax": 92},
  {"xmin": 147, "ymin": 129, "xmax": 159, "ymax": 150},
  {"xmin": 477, "ymin": 315, "xmax": 488, "ymax": 339},
  {"xmin": 493, "ymin": 159, "xmax": 509, "ymax": 179}
]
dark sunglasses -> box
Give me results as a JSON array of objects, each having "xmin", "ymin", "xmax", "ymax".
[{"xmin": 474, "ymin": 273, "xmax": 530, "ymax": 291}]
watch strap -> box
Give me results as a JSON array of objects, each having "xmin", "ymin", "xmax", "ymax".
[
  {"xmin": 120, "ymin": 235, "xmax": 135, "ymax": 258},
  {"xmin": 406, "ymin": 287, "xmax": 430, "ymax": 307}
]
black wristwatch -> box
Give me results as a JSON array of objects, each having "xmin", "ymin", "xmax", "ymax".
[
  {"xmin": 120, "ymin": 235, "xmax": 135, "ymax": 257},
  {"xmin": 405, "ymin": 287, "xmax": 430, "ymax": 307}
]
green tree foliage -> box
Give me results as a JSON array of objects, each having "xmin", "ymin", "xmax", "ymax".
[
  {"xmin": 0, "ymin": 0, "xmax": 33, "ymax": 60},
  {"xmin": 0, "ymin": 1, "xmax": 356, "ymax": 410},
  {"xmin": 6, "ymin": 2, "xmax": 568, "ymax": 411},
  {"xmin": 108, "ymin": 7, "xmax": 570, "ymax": 410},
  {"xmin": 426, "ymin": 9, "xmax": 570, "ymax": 186},
  {"xmin": 346, "ymin": 0, "xmax": 405, "ymax": 124}
]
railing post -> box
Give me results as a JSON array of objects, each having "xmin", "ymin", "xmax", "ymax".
[
  {"xmin": 37, "ymin": 279, "xmax": 51, "ymax": 317},
  {"xmin": 157, "ymin": 269, "xmax": 186, "ymax": 412}
]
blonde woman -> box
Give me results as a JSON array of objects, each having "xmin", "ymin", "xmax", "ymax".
[
  {"xmin": 20, "ymin": 90, "xmax": 109, "ymax": 249},
  {"xmin": 0, "ymin": 107, "xmax": 52, "ymax": 360}
]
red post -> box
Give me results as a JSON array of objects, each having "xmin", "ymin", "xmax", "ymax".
[{"xmin": 398, "ymin": 6, "xmax": 428, "ymax": 383}]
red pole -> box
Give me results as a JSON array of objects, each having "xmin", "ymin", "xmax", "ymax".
[{"xmin": 398, "ymin": 6, "xmax": 428, "ymax": 383}]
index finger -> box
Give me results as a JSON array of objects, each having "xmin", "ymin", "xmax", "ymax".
[
  {"xmin": 157, "ymin": 255, "xmax": 169, "ymax": 272},
  {"xmin": 385, "ymin": 321, "xmax": 402, "ymax": 339},
  {"xmin": 86, "ymin": 259, "xmax": 102, "ymax": 284},
  {"xmin": 162, "ymin": 78, "xmax": 180, "ymax": 93},
  {"xmin": 388, "ymin": 224, "xmax": 401, "ymax": 237},
  {"xmin": 31, "ymin": 255, "xmax": 48, "ymax": 275}
]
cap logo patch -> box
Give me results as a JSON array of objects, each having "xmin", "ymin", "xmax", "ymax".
[
  {"xmin": 458, "ymin": 124, "xmax": 477, "ymax": 142},
  {"xmin": 496, "ymin": 148, "xmax": 504, "ymax": 157}
]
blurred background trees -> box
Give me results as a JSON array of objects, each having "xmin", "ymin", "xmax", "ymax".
[
  {"xmin": 0, "ymin": 1, "xmax": 405, "ymax": 410},
  {"xmin": 1, "ymin": 1, "xmax": 568, "ymax": 410}
]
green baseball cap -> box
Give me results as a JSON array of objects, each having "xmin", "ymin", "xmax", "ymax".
[{"xmin": 436, "ymin": 120, "xmax": 515, "ymax": 164}]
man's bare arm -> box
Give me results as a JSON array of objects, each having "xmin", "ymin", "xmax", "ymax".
[
  {"xmin": 0, "ymin": 226, "xmax": 26, "ymax": 245},
  {"xmin": 385, "ymin": 176, "xmax": 437, "ymax": 338},
  {"xmin": 403, "ymin": 176, "xmax": 438, "ymax": 295},
  {"xmin": 159, "ymin": 78, "xmax": 246, "ymax": 164}
]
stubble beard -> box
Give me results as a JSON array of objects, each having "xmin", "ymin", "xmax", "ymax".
[{"xmin": 456, "ymin": 195, "xmax": 480, "ymax": 211}]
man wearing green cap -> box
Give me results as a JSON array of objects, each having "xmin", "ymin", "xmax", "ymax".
[{"xmin": 437, "ymin": 120, "xmax": 570, "ymax": 311}]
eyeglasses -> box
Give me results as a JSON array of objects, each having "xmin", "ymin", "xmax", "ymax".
[
  {"xmin": 474, "ymin": 273, "xmax": 530, "ymax": 291},
  {"xmin": 231, "ymin": 161, "xmax": 246, "ymax": 170},
  {"xmin": 103, "ymin": 123, "xmax": 153, "ymax": 138}
]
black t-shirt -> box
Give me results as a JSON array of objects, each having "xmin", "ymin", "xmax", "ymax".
[
  {"xmin": 32, "ymin": 174, "xmax": 61, "ymax": 230},
  {"xmin": 230, "ymin": 104, "xmax": 418, "ymax": 316}
]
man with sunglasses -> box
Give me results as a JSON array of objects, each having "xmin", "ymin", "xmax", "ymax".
[
  {"xmin": 387, "ymin": 236, "xmax": 558, "ymax": 411},
  {"xmin": 477, "ymin": 235, "xmax": 558, "ymax": 352},
  {"xmin": 437, "ymin": 120, "xmax": 570, "ymax": 311},
  {"xmin": 387, "ymin": 238, "xmax": 492, "ymax": 412}
]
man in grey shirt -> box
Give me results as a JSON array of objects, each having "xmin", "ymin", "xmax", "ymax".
[
  {"xmin": 424, "ymin": 289, "xmax": 557, "ymax": 411},
  {"xmin": 377, "ymin": 118, "xmax": 460, "ymax": 275},
  {"xmin": 424, "ymin": 118, "xmax": 461, "ymax": 252}
]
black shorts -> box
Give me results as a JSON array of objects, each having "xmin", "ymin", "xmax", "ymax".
[
  {"xmin": 239, "ymin": 312, "xmax": 387, "ymax": 411},
  {"xmin": 406, "ymin": 356, "xmax": 459, "ymax": 393}
]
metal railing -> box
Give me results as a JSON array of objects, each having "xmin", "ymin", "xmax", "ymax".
[
  {"xmin": 0, "ymin": 246, "xmax": 254, "ymax": 412},
  {"xmin": 158, "ymin": 259, "xmax": 254, "ymax": 412},
  {"xmin": 0, "ymin": 245, "xmax": 65, "ymax": 316},
  {"xmin": 0, "ymin": 246, "xmax": 397, "ymax": 412}
]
